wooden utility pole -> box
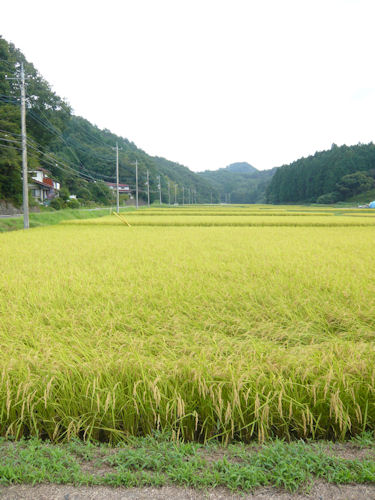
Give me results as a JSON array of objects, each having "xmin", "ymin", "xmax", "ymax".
[
  {"xmin": 174, "ymin": 184, "xmax": 177, "ymax": 204},
  {"xmin": 115, "ymin": 142, "xmax": 119, "ymax": 213},
  {"xmin": 182, "ymin": 186, "xmax": 184, "ymax": 205},
  {"xmin": 135, "ymin": 159, "xmax": 139, "ymax": 209},
  {"xmin": 20, "ymin": 63, "xmax": 29, "ymax": 229},
  {"xmin": 146, "ymin": 169, "xmax": 150, "ymax": 206},
  {"xmin": 158, "ymin": 175, "xmax": 162, "ymax": 205},
  {"xmin": 168, "ymin": 180, "xmax": 170, "ymax": 206}
]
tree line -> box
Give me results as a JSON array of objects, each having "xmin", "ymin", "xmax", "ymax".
[
  {"xmin": 0, "ymin": 36, "xmax": 217, "ymax": 208},
  {"xmin": 199, "ymin": 163, "xmax": 276, "ymax": 204},
  {"xmin": 266, "ymin": 143, "xmax": 375, "ymax": 204}
]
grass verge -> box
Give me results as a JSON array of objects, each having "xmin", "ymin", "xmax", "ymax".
[
  {"xmin": 1, "ymin": 434, "xmax": 375, "ymax": 493},
  {"xmin": 0, "ymin": 207, "xmax": 134, "ymax": 232}
]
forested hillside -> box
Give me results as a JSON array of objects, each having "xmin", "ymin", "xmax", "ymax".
[
  {"xmin": 51, "ymin": 116, "xmax": 218, "ymax": 204},
  {"xmin": 5, "ymin": 34, "xmax": 373, "ymax": 209},
  {"xmin": 267, "ymin": 143, "xmax": 375, "ymax": 204},
  {"xmin": 199, "ymin": 162, "xmax": 276, "ymax": 203},
  {"xmin": 0, "ymin": 36, "xmax": 217, "ymax": 206}
]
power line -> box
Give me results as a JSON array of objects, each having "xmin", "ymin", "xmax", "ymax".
[
  {"xmin": 0, "ymin": 136, "xmax": 21, "ymax": 144},
  {"xmin": 26, "ymin": 140, "xmax": 98, "ymax": 181},
  {"xmin": 20, "ymin": 124, "xmax": 116, "ymax": 182},
  {"xmin": 0, "ymin": 143, "xmax": 22, "ymax": 152},
  {"xmin": 27, "ymin": 111, "xmax": 105, "ymax": 181},
  {"xmin": 26, "ymin": 109, "xmax": 135, "ymax": 182},
  {"xmin": 27, "ymin": 110, "xmax": 117, "ymax": 180},
  {"xmin": 66, "ymin": 129, "xmax": 117, "ymax": 155},
  {"xmin": 0, "ymin": 93, "xmax": 18, "ymax": 98},
  {"xmin": 0, "ymin": 72, "xmax": 159, "ymax": 195},
  {"xmin": 26, "ymin": 138, "xmax": 116, "ymax": 184},
  {"xmin": 0, "ymin": 128, "xmax": 22, "ymax": 136},
  {"xmin": 69, "ymin": 119, "xmax": 119, "ymax": 149},
  {"xmin": 0, "ymin": 96, "xmax": 19, "ymax": 104},
  {"xmin": 59, "ymin": 137, "xmax": 115, "ymax": 163},
  {"xmin": 1, "ymin": 90, "xmax": 115, "ymax": 167},
  {"xmin": 0, "ymin": 73, "xmax": 107, "ymax": 198}
]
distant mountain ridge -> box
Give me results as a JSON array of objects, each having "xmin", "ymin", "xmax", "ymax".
[
  {"xmin": 224, "ymin": 162, "xmax": 258, "ymax": 174},
  {"xmin": 198, "ymin": 162, "xmax": 275, "ymax": 204}
]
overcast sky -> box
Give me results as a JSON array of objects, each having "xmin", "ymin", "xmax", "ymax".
[{"xmin": 2, "ymin": 0, "xmax": 375, "ymax": 172}]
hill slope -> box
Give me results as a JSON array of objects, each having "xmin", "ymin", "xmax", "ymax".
[
  {"xmin": 0, "ymin": 36, "xmax": 218, "ymax": 205},
  {"xmin": 199, "ymin": 163, "xmax": 276, "ymax": 203},
  {"xmin": 266, "ymin": 143, "xmax": 375, "ymax": 204},
  {"xmin": 225, "ymin": 162, "xmax": 258, "ymax": 174},
  {"xmin": 51, "ymin": 115, "xmax": 218, "ymax": 204}
]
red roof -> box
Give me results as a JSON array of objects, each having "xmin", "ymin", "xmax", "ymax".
[
  {"xmin": 43, "ymin": 177, "xmax": 53, "ymax": 187},
  {"xmin": 31, "ymin": 179, "xmax": 56, "ymax": 189}
]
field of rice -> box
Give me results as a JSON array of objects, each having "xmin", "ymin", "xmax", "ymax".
[
  {"xmin": 62, "ymin": 205, "xmax": 375, "ymax": 227},
  {"xmin": 1, "ymin": 204, "xmax": 375, "ymax": 443}
]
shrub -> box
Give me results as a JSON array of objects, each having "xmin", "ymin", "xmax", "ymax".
[
  {"xmin": 67, "ymin": 199, "xmax": 80, "ymax": 209},
  {"xmin": 50, "ymin": 197, "xmax": 65, "ymax": 210},
  {"xmin": 316, "ymin": 192, "xmax": 340, "ymax": 204}
]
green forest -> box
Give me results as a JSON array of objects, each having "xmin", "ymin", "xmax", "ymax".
[
  {"xmin": 3, "ymin": 34, "xmax": 375, "ymax": 208},
  {"xmin": 267, "ymin": 143, "xmax": 375, "ymax": 204},
  {"xmin": 199, "ymin": 162, "xmax": 276, "ymax": 203},
  {"xmin": 0, "ymin": 36, "xmax": 217, "ymax": 207}
]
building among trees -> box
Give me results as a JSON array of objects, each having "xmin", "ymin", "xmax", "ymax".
[{"xmin": 29, "ymin": 168, "xmax": 60, "ymax": 203}]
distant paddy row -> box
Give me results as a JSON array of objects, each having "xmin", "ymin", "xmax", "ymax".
[{"xmin": 62, "ymin": 213, "xmax": 375, "ymax": 227}]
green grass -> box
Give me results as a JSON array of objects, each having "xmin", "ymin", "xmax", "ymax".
[
  {"xmin": 0, "ymin": 207, "xmax": 135, "ymax": 232},
  {"xmin": 1, "ymin": 434, "xmax": 375, "ymax": 492}
]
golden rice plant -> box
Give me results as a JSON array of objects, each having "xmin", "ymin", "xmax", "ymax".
[{"xmin": 1, "ymin": 214, "xmax": 375, "ymax": 442}]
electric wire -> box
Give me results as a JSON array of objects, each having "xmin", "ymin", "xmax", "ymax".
[
  {"xmin": 26, "ymin": 140, "xmax": 98, "ymax": 181},
  {"xmin": 0, "ymin": 128, "xmax": 22, "ymax": 136},
  {"xmin": 27, "ymin": 110, "xmax": 117, "ymax": 179},
  {"xmin": 0, "ymin": 84, "xmax": 167, "ymax": 195},
  {"xmin": 27, "ymin": 112, "xmax": 107, "ymax": 181},
  {"xmin": 35, "ymin": 109, "xmax": 116, "ymax": 160},
  {"xmin": 0, "ymin": 137, "xmax": 21, "ymax": 144},
  {"xmin": 0, "ymin": 143, "xmax": 22, "ymax": 152}
]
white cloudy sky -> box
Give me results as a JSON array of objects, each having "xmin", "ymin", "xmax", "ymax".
[{"xmin": 2, "ymin": 0, "xmax": 375, "ymax": 171}]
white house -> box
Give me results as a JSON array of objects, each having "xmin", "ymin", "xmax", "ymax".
[
  {"xmin": 105, "ymin": 182, "xmax": 130, "ymax": 194},
  {"xmin": 29, "ymin": 168, "xmax": 60, "ymax": 203}
]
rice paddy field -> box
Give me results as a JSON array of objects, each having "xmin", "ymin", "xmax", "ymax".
[{"xmin": 1, "ymin": 204, "xmax": 375, "ymax": 444}]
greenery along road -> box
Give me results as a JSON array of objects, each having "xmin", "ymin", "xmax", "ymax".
[
  {"xmin": 0, "ymin": 206, "xmax": 133, "ymax": 232},
  {"xmin": 1, "ymin": 434, "xmax": 375, "ymax": 493}
]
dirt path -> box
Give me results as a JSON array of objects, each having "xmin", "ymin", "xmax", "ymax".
[{"xmin": 2, "ymin": 483, "xmax": 375, "ymax": 500}]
